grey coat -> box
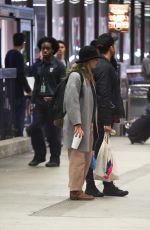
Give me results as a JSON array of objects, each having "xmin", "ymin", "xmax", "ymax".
[{"xmin": 63, "ymin": 72, "xmax": 95, "ymax": 152}]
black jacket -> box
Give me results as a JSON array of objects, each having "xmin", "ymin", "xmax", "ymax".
[
  {"xmin": 30, "ymin": 56, "xmax": 66, "ymax": 103},
  {"xmin": 5, "ymin": 49, "xmax": 31, "ymax": 97},
  {"xmin": 93, "ymin": 56, "xmax": 125, "ymax": 126}
]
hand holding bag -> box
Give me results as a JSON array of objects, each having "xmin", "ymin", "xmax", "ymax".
[{"xmin": 94, "ymin": 132, "xmax": 119, "ymax": 182}]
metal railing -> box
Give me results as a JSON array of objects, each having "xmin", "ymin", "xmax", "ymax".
[
  {"xmin": 128, "ymin": 84, "xmax": 150, "ymax": 120},
  {"xmin": 0, "ymin": 68, "xmax": 16, "ymax": 140}
]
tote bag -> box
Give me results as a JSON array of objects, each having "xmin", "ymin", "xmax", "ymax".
[{"xmin": 94, "ymin": 132, "xmax": 119, "ymax": 182}]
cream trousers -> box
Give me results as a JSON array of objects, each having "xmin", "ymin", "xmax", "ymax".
[{"xmin": 68, "ymin": 125, "xmax": 93, "ymax": 191}]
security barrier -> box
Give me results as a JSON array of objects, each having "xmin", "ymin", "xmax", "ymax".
[
  {"xmin": 0, "ymin": 68, "xmax": 16, "ymax": 140},
  {"xmin": 128, "ymin": 84, "xmax": 150, "ymax": 120}
]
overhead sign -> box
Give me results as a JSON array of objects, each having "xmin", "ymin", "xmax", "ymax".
[{"xmin": 108, "ymin": 4, "xmax": 129, "ymax": 32}]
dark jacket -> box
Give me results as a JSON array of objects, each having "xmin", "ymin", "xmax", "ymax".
[
  {"xmin": 5, "ymin": 49, "xmax": 31, "ymax": 97},
  {"xmin": 30, "ymin": 56, "xmax": 66, "ymax": 103},
  {"xmin": 93, "ymin": 56, "xmax": 125, "ymax": 126}
]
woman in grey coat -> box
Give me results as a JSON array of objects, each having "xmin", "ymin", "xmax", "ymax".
[{"xmin": 63, "ymin": 46, "xmax": 99, "ymax": 200}]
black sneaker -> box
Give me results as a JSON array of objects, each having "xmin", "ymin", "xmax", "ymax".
[
  {"xmin": 103, "ymin": 184, "xmax": 129, "ymax": 197},
  {"xmin": 28, "ymin": 159, "xmax": 45, "ymax": 166},
  {"xmin": 85, "ymin": 186, "xmax": 104, "ymax": 197},
  {"xmin": 129, "ymin": 136, "xmax": 144, "ymax": 145},
  {"xmin": 45, "ymin": 161, "xmax": 60, "ymax": 167}
]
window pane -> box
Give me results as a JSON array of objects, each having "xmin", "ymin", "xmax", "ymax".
[
  {"xmin": 69, "ymin": 0, "xmax": 80, "ymax": 63},
  {"xmin": 134, "ymin": 1, "xmax": 141, "ymax": 65},
  {"xmin": 85, "ymin": 0, "xmax": 94, "ymax": 45},
  {"xmin": 99, "ymin": 1, "xmax": 107, "ymax": 35},
  {"xmin": 144, "ymin": 4, "xmax": 150, "ymax": 57},
  {"xmin": 52, "ymin": 0, "xmax": 64, "ymax": 40}
]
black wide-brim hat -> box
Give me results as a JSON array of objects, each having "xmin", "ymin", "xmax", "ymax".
[
  {"xmin": 76, "ymin": 45, "xmax": 100, "ymax": 63},
  {"xmin": 37, "ymin": 37, "xmax": 59, "ymax": 54}
]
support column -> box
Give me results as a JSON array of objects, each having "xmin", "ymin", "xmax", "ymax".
[
  {"xmin": 141, "ymin": 2, "xmax": 145, "ymax": 62},
  {"xmin": 119, "ymin": 0, "xmax": 124, "ymax": 62},
  {"xmin": 64, "ymin": 0, "xmax": 69, "ymax": 60},
  {"xmin": 80, "ymin": 0, "xmax": 85, "ymax": 47},
  {"xmin": 130, "ymin": 0, "xmax": 135, "ymax": 65},
  {"xmin": 46, "ymin": 0, "xmax": 52, "ymax": 37},
  {"xmin": 94, "ymin": 0, "xmax": 99, "ymax": 38}
]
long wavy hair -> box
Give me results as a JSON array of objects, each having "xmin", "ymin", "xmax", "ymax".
[{"xmin": 67, "ymin": 62, "xmax": 95, "ymax": 85}]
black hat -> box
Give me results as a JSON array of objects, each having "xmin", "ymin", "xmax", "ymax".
[
  {"xmin": 97, "ymin": 33, "xmax": 118, "ymax": 49},
  {"xmin": 37, "ymin": 37, "xmax": 59, "ymax": 54},
  {"xmin": 76, "ymin": 46, "xmax": 99, "ymax": 63}
]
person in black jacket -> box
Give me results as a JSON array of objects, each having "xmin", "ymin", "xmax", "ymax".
[
  {"xmin": 28, "ymin": 37, "xmax": 66, "ymax": 167},
  {"xmin": 86, "ymin": 33, "xmax": 128, "ymax": 197},
  {"xmin": 5, "ymin": 33, "xmax": 32, "ymax": 137}
]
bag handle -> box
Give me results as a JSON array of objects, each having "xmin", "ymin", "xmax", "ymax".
[{"xmin": 104, "ymin": 132, "xmax": 109, "ymax": 144}]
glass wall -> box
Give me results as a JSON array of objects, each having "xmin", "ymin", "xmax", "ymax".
[
  {"xmin": 0, "ymin": 18, "xmax": 16, "ymax": 67},
  {"xmin": 134, "ymin": 1, "xmax": 141, "ymax": 65},
  {"xmin": 52, "ymin": 0, "xmax": 64, "ymax": 40},
  {"xmin": 69, "ymin": 0, "xmax": 80, "ymax": 63},
  {"xmin": 34, "ymin": 6, "xmax": 46, "ymax": 42},
  {"xmin": 85, "ymin": 0, "xmax": 94, "ymax": 45},
  {"xmin": 33, "ymin": 0, "xmax": 46, "ymax": 60},
  {"xmin": 144, "ymin": 3, "xmax": 150, "ymax": 57},
  {"xmin": 99, "ymin": 1, "xmax": 108, "ymax": 35}
]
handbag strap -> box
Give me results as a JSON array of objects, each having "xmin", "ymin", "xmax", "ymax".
[{"xmin": 104, "ymin": 132, "xmax": 109, "ymax": 144}]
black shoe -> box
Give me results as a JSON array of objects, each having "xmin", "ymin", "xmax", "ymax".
[
  {"xmin": 103, "ymin": 183, "xmax": 128, "ymax": 197},
  {"xmin": 129, "ymin": 137, "xmax": 144, "ymax": 145},
  {"xmin": 45, "ymin": 161, "xmax": 60, "ymax": 167},
  {"xmin": 28, "ymin": 159, "xmax": 45, "ymax": 166},
  {"xmin": 85, "ymin": 186, "xmax": 104, "ymax": 197}
]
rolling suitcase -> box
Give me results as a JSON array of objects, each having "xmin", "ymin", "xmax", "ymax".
[{"xmin": 127, "ymin": 115, "xmax": 150, "ymax": 144}]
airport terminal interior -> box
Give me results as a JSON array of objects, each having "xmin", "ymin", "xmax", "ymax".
[
  {"xmin": 1, "ymin": 2, "xmax": 150, "ymax": 229},
  {"xmin": 0, "ymin": 0, "xmax": 150, "ymax": 139}
]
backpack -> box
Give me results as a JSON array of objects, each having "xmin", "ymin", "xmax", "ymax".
[{"xmin": 52, "ymin": 71, "xmax": 84, "ymax": 128}]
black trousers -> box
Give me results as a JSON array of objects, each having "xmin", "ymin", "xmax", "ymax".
[
  {"xmin": 86, "ymin": 121, "xmax": 104, "ymax": 184},
  {"xmin": 93, "ymin": 121, "xmax": 105, "ymax": 158},
  {"xmin": 29, "ymin": 101, "xmax": 62, "ymax": 163},
  {"xmin": 15, "ymin": 96, "xmax": 26, "ymax": 137}
]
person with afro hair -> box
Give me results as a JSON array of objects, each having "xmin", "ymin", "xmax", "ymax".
[{"xmin": 27, "ymin": 36, "xmax": 66, "ymax": 167}]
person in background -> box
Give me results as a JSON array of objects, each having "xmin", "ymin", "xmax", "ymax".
[
  {"xmin": 63, "ymin": 46, "xmax": 99, "ymax": 200},
  {"xmin": 27, "ymin": 37, "xmax": 66, "ymax": 167},
  {"xmin": 55, "ymin": 40, "xmax": 70, "ymax": 70},
  {"xmin": 25, "ymin": 49, "xmax": 43, "ymax": 126},
  {"xmin": 142, "ymin": 50, "xmax": 150, "ymax": 82},
  {"xmin": 90, "ymin": 38, "xmax": 118, "ymax": 71},
  {"xmin": 86, "ymin": 33, "xmax": 128, "ymax": 197},
  {"xmin": 55, "ymin": 40, "xmax": 70, "ymax": 146},
  {"xmin": 5, "ymin": 32, "xmax": 32, "ymax": 137}
]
